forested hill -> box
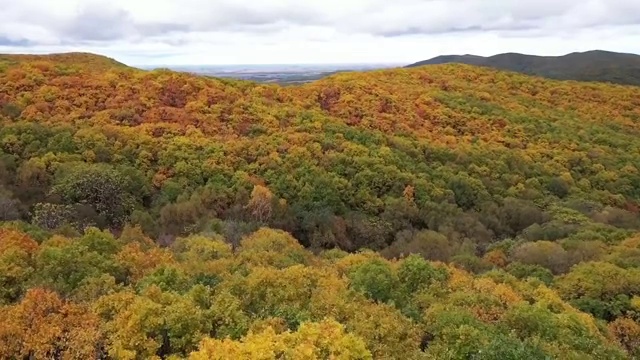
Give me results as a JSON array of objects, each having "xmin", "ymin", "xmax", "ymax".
[
  {"xmin": 2, "ymin": 52, "xmax": 640, "ymax": 249},
  {"xmin": 1, "ymin": 53, "xmax": 640, "ymax": 358},
  {"xmin": 406, "ymin": 50, "xmax": 640, "ymax": 86},
  {"xmin": 0, "ymin": 52, "xmax": 129, "ymax": 72}
]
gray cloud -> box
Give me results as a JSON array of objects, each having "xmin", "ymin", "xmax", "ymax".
[
  {"xmin": 56, "ymin": 4, "xmax": 192, "ymax": 43},
  {"xmin": 3, "ymin": 0, "xmax": 640, "ymax": 45},
  {"xmin": 344, "ymin": 0, "xmax": 640, "ymax": 37},
  {"xmin": 375, "ymin": 21, "xmax": 547, "ymax": 38},
  {"xmin": 180, "ymin": 0, "xmax": 330, "ymax": 31},
  {"xmin": 0, "ymin": 36, "xmax": 31, "ymax": 46},
  {"xmin": 61, "ymin": 5, "xmax": 134, "ymax": 41},
  {"xmin": 137, "ymin": 23, "xmax": 190, "ymax": 37},
  {"xmin": 1, "ymin": 0, "xmax": 640, "ymax": 65}
]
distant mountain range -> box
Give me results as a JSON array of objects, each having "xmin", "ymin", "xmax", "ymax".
[
  {"xmin": 406, "ymin": 50, "xmax": 640, "ymax": 86},
  {"xmin": 5, "ymin": 50, "xmax": 640, "ymax": 87},
  {"xmin": 142, "ymin": 63, "xmax": 402, "ymax": 85}
]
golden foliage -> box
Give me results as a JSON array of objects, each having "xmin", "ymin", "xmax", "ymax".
[
  {"xmin": 190, "ymin": 319, "xmax": 372, "ymax": 360},
  {"xmin": 0, "ymin": 288, "xmax": 101, "ymax": 359}
]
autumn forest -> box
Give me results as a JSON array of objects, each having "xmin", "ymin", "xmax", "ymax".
[{"xmin": 1, "ymin": 53, "xmax": 640, "ymax": 359}]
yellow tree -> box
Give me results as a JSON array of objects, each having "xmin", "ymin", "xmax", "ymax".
[
  {"xmin": 246, "ymin": 185, "xmax": 274, "ymax": 223},
  {"xmin": 0, "ymin": 229, "xmax": 39, "ymax": 303},
  {"xmin": 608, "ymin": 317, "xmax": 640, "ymax": 357},
  {"xmin": 189, "ymin": 319, "xmax": 372, "ymax": 360},
  {"xmin": 0, "ymin": 288, "xmax": 101, "ymax": 359}
]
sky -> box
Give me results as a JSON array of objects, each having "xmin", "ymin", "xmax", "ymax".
[{"xmin": 1, "ymin": 0, "xmax": 640, "ymax": 66}]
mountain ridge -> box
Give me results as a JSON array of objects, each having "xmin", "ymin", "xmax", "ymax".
[
  {"xmin": 0, "ymin": 52, "xmax": 130, "ymax": 72},
  {"xmin": 406, "ymin": 50, "xmax": 640, "ymax": 86}
]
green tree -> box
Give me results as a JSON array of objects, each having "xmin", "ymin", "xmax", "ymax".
[
  {"xmin": 349, "ymin": 259, "xmax": 397, "ymax": 303},
  {"xmin": 51, "ymin": 164, "xmax": 136, "ymax": 227}
]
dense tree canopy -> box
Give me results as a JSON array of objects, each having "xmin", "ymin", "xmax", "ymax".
[
  {"xmin": 0, "ymin": 53, "xmax": 640, "ymax": 358},
  {"xmin": 0, "ymin": 225, "xmax": 637, "ymax": 359}
]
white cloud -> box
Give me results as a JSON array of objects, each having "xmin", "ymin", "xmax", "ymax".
[{"xmin": 0, "ymin": 0, "xmax": 639, "ymax": 64}]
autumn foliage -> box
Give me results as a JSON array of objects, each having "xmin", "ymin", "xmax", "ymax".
[
  {"xmin": 0, "ymin": 53, "xmax": 640, "ymax": 358},
  {"xmin": 0, "ymin": 226, "xmax": 636, "ymax": 359}
]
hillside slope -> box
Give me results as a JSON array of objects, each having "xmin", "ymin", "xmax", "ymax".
[
  {"xmin": 407, "ymin": 50, "xmax": 640, "ymax": 86},
  {"xmin": 1, "ymin": 53, "xmax": 639, "ymax": 244},
  {"xmin": 0, "ymin": 52, "xmax": 129, "ymax": 72},
  {"xmin": 1, "ymin": 53, "xmax": 640, "ymax": 358}
]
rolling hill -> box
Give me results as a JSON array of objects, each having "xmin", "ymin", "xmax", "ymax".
[
  {"xmin": 406, "ymin": 50, "xmax": 640, "ymax": 86},
  {"xmin": 0, "ymin": 52, "xmax": 129, "ymax": 71},
  {"xmin": 1, "ymin": 52, "xmax": 640, "ymax": 246},
  {"xmin": 1, "ymin": 52, "xmax": 640, "ymax": 359}
]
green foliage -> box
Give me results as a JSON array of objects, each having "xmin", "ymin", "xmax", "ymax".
[
  {"xmin": 548, "ymin": 177, "xmax": 571, "ymax": 198},
  {"xmin": 449, "ymin": 175, "xmax": 489, "ymax": 210},
  {"xmin": 397, "ymin": 254, "xmax": 448, "ymax": 293},
  {"xmin": 0, "ymin": 248, "xmax": 34, "ymax": 304},
  {"xmin": 502, "ymin": 303, "xmax": 560, "ymax": 340},
  {"xmin": 35, "ymin": 241, "xmax": 122, "ymax": 296},
  {"xmin": 51, "ymin": 164, "xmax": 137, "ymax": 228},
  {"xmin": 31, "ymin": 203, "xmax": 76, "ymax": 230},
  {"xmin": 349, "ymin": 259, "xmax": 397, "ymax": 303},
  {"xmin": 478, "ymin": 335, "xmax": 549, "ymax": 360},
  {"xmin": 556, "ymin": 261, "xmax": 640, "ymax": 320},
  {"xmin": 1, "ymin": 103, "xmax": 22, "ymax": 120},
  {"xmin": 137, "ymin": 266, "xmax": 194, "ymax": 293},
  {"xmin": 506, "ymin": 262, "xmax": 554, "ymax": 285}
]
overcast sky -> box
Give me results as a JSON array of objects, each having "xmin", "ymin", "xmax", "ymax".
[{"xmin": 1, "ymin": 0, "xmax": 640, "ymax": 65}]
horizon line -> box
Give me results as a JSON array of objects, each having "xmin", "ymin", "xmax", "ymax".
[{"xmin": 132, "ymin": 62, "xmax": 407, "ymax": 67}]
